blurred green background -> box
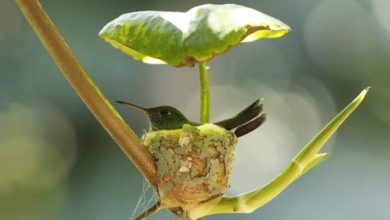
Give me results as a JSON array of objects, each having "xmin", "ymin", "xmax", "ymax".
[{"xmin": 1, "ymin": 0, "xmax": 389, "ymax": 219}]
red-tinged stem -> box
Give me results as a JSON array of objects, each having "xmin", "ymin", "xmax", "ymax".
[{"xmin": 14, "ymin": 0, "xmax": 157, "ymax": 187}]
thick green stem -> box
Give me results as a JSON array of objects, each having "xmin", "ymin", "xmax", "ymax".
[
  {"xmin": 14, "ymin": 0, "xmax": 157, "ymax": 187},
  {"xmin": 188, "ymin": 88, "xmax": 369, "ymax": 219},
  {"xmin": 199, "ymin": 62, "xmax": 210, "ymax": 123}
]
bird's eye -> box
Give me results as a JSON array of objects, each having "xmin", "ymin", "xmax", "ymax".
[{"xmin": 160, "ymin": 109, "xmax": 171, "ymax": 116}]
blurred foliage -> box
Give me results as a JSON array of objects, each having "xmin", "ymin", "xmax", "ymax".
[{"xmin": 0, "ymin": 0, "xmax": 389, "ymax": 219}]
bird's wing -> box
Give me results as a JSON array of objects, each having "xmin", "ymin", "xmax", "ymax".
[
  {"xmin": 233, "ymin": 113, "xmax": 266, "ymax": 137},
  {"xmin": 215, "ymin": 99, "xmax": 264, "ymax": 130}
]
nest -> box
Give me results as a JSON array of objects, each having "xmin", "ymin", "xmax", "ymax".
[{"xmin": 142, "ymin": 124, "xmax": 237, "ymax": 210}]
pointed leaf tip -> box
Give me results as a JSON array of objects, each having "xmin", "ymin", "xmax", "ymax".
[
  {"xmin": 293, "ymin": 87, "xmax": 369, "ymax": 165},
  {"xmin": 99, "ymin": 4, "xmax": 290, "ymax": 67}
]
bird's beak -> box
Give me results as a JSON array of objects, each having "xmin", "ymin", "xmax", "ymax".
[{"xmin": 115, "ymin": 100, "xmax": 149, "ymax": 114}]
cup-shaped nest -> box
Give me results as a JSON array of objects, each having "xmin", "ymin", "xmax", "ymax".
[{"xmin": 142, "ymin": 124, "xmax": 237, "ymax": 210}]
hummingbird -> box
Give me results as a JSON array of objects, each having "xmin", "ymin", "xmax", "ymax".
[{"xmin": 116, "ymin": 99, "xmax": 266, "ymax": 138}]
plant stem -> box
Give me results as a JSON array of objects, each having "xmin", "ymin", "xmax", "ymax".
[
  {"xmin": 199, "ymin": 62, "xmax": 210, "ymax": 123},
  {"xmin": 195, "ymin": 88, "xmax": 369, "ymax": 218},
  {"xmin": 134, "ymin": 201, "xmax": 161, "ymax": 220},
  {"xmin": 14, "ymin": 0, "xmax": 157, "ymax": 187}
]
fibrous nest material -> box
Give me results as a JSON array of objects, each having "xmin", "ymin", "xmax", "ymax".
[{"xmin": 142, "ymin": 124, "xmax": 237, "ymax": 210}]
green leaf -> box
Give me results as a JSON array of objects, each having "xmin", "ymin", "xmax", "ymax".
[{"xmin": 99, "ymin": 4, "xmax": 291, "ymax": 67}]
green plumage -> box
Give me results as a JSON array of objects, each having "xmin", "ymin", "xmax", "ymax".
[{"xmin": 116, "ymin": 99, "xmax": 266, "ymax": 137}]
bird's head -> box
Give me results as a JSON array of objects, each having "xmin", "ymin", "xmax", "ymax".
[{"xmin": 116, "ymin": 101, "xmax": 190, "ymax": 131}]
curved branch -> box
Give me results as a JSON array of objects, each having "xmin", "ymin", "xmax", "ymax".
[{"xmin": 15, "ymin": 0, "xmax": 157, "ymax": 187}]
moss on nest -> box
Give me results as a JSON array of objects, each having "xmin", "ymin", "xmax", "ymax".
[{"xmin": 142, "ymin": 124, "xmax": 237, "ymax": 210}]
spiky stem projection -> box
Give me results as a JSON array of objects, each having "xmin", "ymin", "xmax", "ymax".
[{"xmin": 187, "ymin": 88, "xmax": 369, "ymax": 219}]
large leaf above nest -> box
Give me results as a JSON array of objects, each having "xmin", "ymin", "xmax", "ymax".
[{"xmin": 99, "ymin": 4, "xmax": 291, "ymax": 67}]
